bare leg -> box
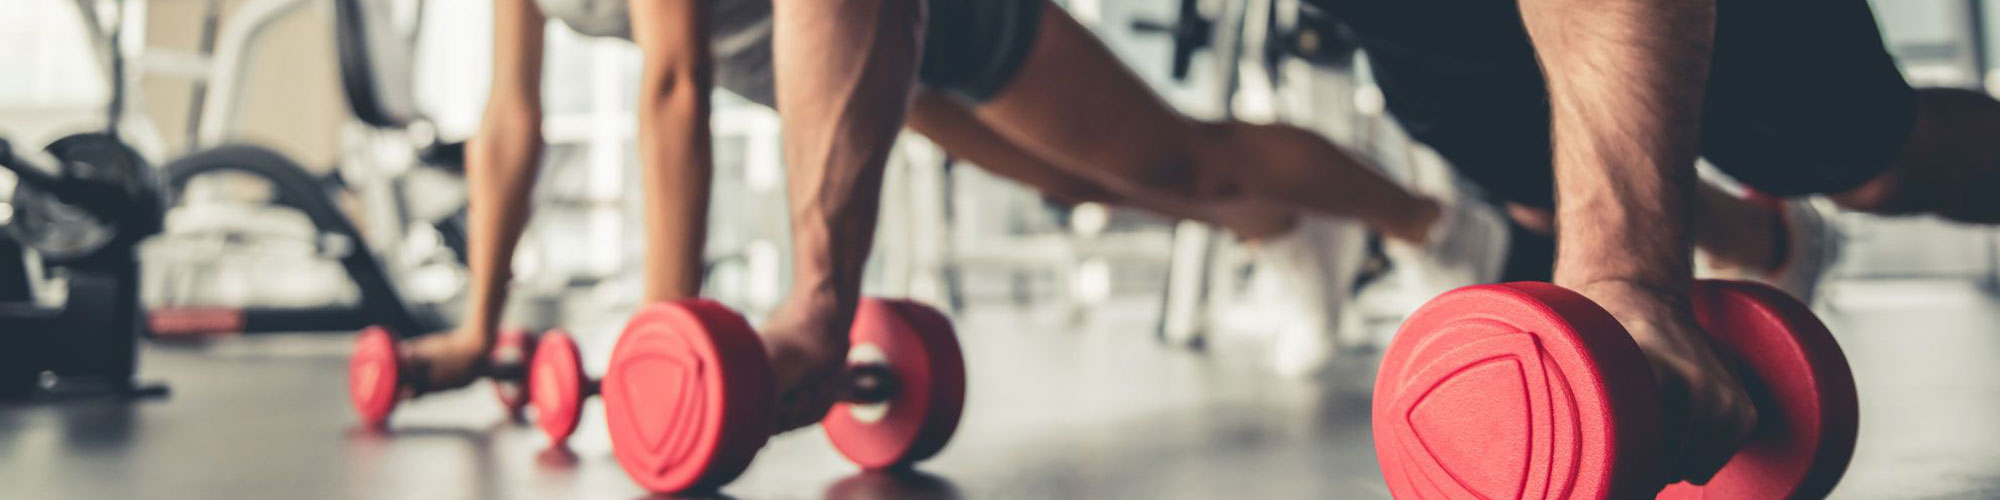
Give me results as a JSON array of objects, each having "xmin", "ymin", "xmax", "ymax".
[
  {"xmin": 907, "ymin": 91, "xmax": 1299, "ymax": 241},
  {"xmin": 764, "ymin": 0, "xmax": 924, "ymax": 431},
  {"xmin": 969, "ymin": 3, "xmax": 1438, "ymax": 244}
]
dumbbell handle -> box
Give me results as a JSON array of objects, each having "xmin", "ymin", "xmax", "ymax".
[
  {"xmin": 843, "ymin": 364, "xmax": 899, "ymax": 404},
  {"xmin": 394, "ymin": 357, "xmax": 530, "ymax": 396},
  {"xmin": 486, "ymin": 362, "xmax": 528, "ymax": 381}
]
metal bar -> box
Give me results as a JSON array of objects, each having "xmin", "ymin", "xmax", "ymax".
[{"xmin": 193, "ymin": 0, "xmax": 314, "ymax": 147}]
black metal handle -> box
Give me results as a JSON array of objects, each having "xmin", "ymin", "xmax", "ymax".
[
  {"xmin": 1129, "ymin": 0, "xmax": 1212, "ymax": 81},
  {"xmin": 844, "ymin": 364, "xmax": 900, "ymax": 404}
]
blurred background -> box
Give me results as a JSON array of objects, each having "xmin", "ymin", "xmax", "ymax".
[
  {"xmin": 5, "ymin": 0, "xmax": 2000, "ymax": 498},
  {"xmin": 4, "ymin": 0, "xmax": 1998, "ymax": 341}
]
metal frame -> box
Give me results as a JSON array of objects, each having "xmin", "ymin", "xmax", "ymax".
[{"xmin": 191, "ymin": 0, "xmax": 314, "ymax": 147}]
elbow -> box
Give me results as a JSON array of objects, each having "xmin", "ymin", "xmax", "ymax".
[
  {"xmin": 471, "ymin": 104, "xmax": 544, "ymax": 177},
  {"xmin": 639, "ymin": 58, "xmax": 712, "ymax": 118}
]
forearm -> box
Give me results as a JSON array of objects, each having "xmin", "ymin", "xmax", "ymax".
[
  {"xmin": 635, "ymin": 93, "xmax": 711, "ymax": 303},
  {"xmin": 461, "ymin": 0, "xmax": 547, "ymax": 335},
  {"xmin": 1521, "ymin": 0, "xmax": 1715, "ymax": 297},
  {"xmin": 630, "ymin": 0, "xmax": 714, "ymax": 303},
  {"xmin": 772, "ymin": 0, "xmax": 923, "ymax": 334},
  {"xmin": 462, "ymin": 112, "xmax": 543, "ymax": 335}
]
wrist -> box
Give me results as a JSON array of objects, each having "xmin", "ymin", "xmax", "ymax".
[
  {"xmin": 1563, "ymin": 279, "xmax": 1703, "ymax": 353},
  {"xmin": 773, "ymin": 283, "xmax": 860, "ymax": 339}
]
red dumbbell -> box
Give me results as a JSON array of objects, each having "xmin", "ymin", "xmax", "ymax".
[
  {"xmin": 491, "ymin": 328, "xmax": 535, "ymax": 419},
  {"xmin": 527, "ymin": 329, "xmax": 600, "ymax": 444},
  {"xmin": 348, "ymin": 326, "xmax": 539, "ymax": 427},
  {"xmin": 1371, "ymin": 280, "xmax": 1858, "ymax": 499},
  {"xmin": 599, "ymin": 297, "xmax": 965, "ymax": 494}
]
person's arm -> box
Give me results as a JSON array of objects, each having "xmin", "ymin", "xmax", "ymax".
[
  {"xmin": 1519, "ymin": 0, "xmax": 1753, "ymax": 486},
  {"xmin": 761, "ymin": 0, "xmax": 924, "ymax": 431},
  {"xmin": 407, "ymin": 0, "xmax": 547, "ymax": 388},
  {"xmin": 627, "ymin": 0, "xmax": 713, "ymax": 302},
  {"xmin": 462, "ymin": 0, "xmax": 547, "ymax": 344}
]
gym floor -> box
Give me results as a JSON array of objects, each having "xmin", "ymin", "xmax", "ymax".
[{"xmin": 4, "ymin": 281, "xmax": 2000, "ymax": 499}]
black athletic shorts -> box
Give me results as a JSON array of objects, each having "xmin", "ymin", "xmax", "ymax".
[
  {"xmin": 1312, "ymin": 0, "xmax": 1918, "ymax": 208},
  {"xmin": 920, "ymin": 0, "xmax": 1043, "ymax": 102}
]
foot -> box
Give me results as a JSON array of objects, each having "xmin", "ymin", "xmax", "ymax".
[
  {"xmin": 400, "ymin": 327, "xmax": 495, "ymax": 392},
  {"xmin": 760, "ymin": 300, "xmax": 855, "ymax": 433},
  {"xmin": 1386, "ymin": 197, "xmax": 1510, "ymax": 296},
  {"xmin": 1698, "ymin": 196, "xmax": 1842, "ymax": 303},
  {"xmin": 1247, "ymin": 214, "xmax": 1368, "ymax": 378}
]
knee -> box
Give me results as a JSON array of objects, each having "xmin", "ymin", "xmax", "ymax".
[
  {"xmin": 1104, "ymin": 154, "xmax": 1211, "ymax": 201},
  {"xmin": 1114, "ymin": 122, "xmax": 1249, "ymax": 201}
]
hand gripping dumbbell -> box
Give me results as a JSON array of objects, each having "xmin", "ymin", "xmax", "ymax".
[
  {"xmin": 1371, "ymin": 280, "xmax": 1858, "ymax": 499},
  {"xmin": 348, "ymin": 326, "xmax": 538, "ymax": 426},
  {"xmin": 599, "ymin": 297, "xmax": 965, "ymax": 494},
  {"xmin": 527, "ymin": 329, "xmax": 601, "ymax": 444}
]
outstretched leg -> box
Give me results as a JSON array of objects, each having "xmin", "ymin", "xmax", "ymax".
[
  {"xmin": 907, "ymin": 90, "xmax": 1300, "ymax": 241},
  {"xmin": 967, "ymin": 2, "xmax": 1439, "ymax": 245}
]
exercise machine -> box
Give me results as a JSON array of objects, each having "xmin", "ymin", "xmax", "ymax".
[
  {"xmin": 142, "ymin": 0, "xmax": 468, "ymax": 339},
  {"xmin": 1, "ymin": 134, "xmax": 167, "ymax": 400}
]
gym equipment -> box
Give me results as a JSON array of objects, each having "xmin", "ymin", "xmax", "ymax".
[
  {"xmin": 150, "ymin": 146, "xmax": 457, "ymax": 337},
  {"xmin": 0, "ymin": 133, "xmax": 167, "ymax": 400},
  {"xmin": 1137, "ymin": 0, "xmax": 1375, "ymax": 348},
  {"xmin": 1132, "ymin": 0, "xmax": 1358, "ymax": 82},
  {"xmin": 1371, "ymin": 280, "xmax": 1857, "ymax": 499},
  {"xmin": 347, "ymin": 326, "xmax": 537, "ymax": 426},
  {"xmin": 145, "ymin": 0, "xmax": 469, "ymax": 339},
  {"xmin": 1129, "ymin": 0, "xmax": 1212, "ymax": 81},
  {"xmin": 600, "ymin": 297, "xmax": 965, "ymax": 493},
  {"xmin": 527, "ymin": 330, "xmax": 598, "ymax": 444},
  {"xmin": 489, "ymin": 328, "xmax": 534, "ymax": 417}
]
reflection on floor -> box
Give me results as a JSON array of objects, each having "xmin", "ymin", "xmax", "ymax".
[{"xmin": 4, "ymin": 280, "xmax": 2000, "ymax": 499}]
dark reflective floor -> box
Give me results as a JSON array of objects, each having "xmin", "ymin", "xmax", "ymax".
[{"xmin": 5, "ymin": 281, "xmax": 2000, "ymax": 499}]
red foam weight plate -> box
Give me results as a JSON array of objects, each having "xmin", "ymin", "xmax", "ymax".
[
  {"xmin": 1658, "ymin": 280, "xmax": 1858, "ymax": 499},
  {"xmin": 602, "ymin": 300, "xmax": 774, "ymax": 493},
  {"xmin": 531, "ymin": 330, "xmax": 586, "ymax": 443},
  {"xmin": 492, "ymin": 328, "xmax": 532, "ymax": 414},
  {"xmin": 823, "ymin": 299, "xmax": 966, "ymax": 469},
  {"xmin": 1373, "ymin": 283, "xmax": 1664, "ymax": 500},
  {"xmin": 349, "ymin": 326, "xmax": 402, "ymax": 426}
]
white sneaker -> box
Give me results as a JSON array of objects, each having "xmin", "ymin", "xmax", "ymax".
[
  {"xmin": 1698, "ymin": 197, "xmax": 1843, "ymax": 304},
  {"xmin": 1247, "ymin": 214, "xmax": 1368, "ymax": 378},
  {"xmin": 1385, "ymin": 198, "xmax": 1510, "ymax": 296}
]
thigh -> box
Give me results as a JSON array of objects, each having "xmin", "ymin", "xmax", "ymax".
[
  {"xmin": 955, "ymin": 2, "xmax": 1204, "ymax": 191},
  {"xmin": 1699, "ymin": 0, "xmax": 1918, "ymax": 197}
]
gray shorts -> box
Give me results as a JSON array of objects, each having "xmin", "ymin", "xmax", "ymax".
[{"xmin": 532, "ymin": 0, "xmax": 1041, "ymax": 107}]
